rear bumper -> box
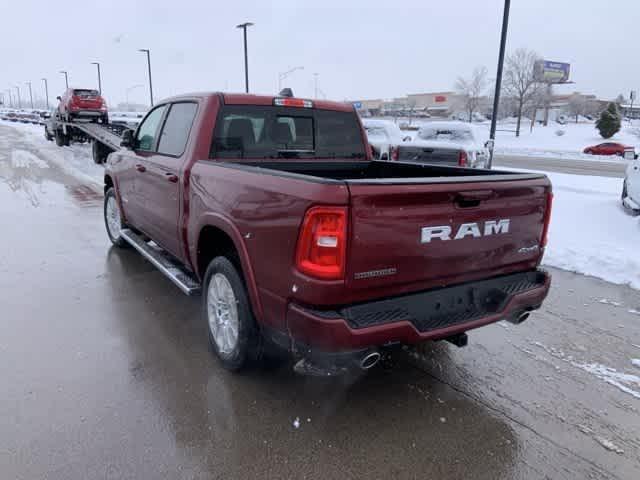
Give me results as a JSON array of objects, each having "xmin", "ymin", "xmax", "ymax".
[
  {"xmin": 286, "ymin": 269, "xmax": 550, "ymax": 352},
  {"xmin": 70, "ymin": 110, "xmax": 104, "ymax": 117}
]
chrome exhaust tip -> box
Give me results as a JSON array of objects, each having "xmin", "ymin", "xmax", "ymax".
[
  {"xmin": 508, "ymin": 311, "xmax": 530, "ymax": 325},
  {"xmin": 360, "ymin": 351, "xmax": 381, "ymax": 370}
]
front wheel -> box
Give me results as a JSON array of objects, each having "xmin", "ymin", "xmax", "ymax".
[
  {"xmin": 104, "ymin": 188, "xmax": 128, "ymax": 247},
  {"xmin": 203, "ymin": 256, "xmax": 264, "ymax": 371}
]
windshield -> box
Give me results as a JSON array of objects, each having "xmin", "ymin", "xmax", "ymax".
[
  {"xmin": 73, "ymin": 89, "xmax": 99, "ymax": 97},
  {"xmin": 212, "ymin": 105, "xmax": 366, "ymax": 159},
  {"xmin": 418, "ymin": 126, "xmax": 473, "ymax": 142}
]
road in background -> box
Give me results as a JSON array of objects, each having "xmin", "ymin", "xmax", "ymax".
[
  {"xmin": 1, "ymin": 123, "xmax": 639, "ymax": 479},
  {"xmin": 495, "ymin": 153, "xmax": 627, "ymax": 177}
]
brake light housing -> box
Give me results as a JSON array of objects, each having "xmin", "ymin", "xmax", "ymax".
[
  {"xmin": 274, "ymin": 98, "xmax": 313, "ymax": 108},
  {"xmin": 295, "ymin": 206, "xmax": 348, "ymax": 280},
  {"xmin": 541, "ymin": 191, "xmax": 553, "ymax": 247},
  {"xmin": 458, "ymin": 150, "xmax": 468, "ymax": 167}
]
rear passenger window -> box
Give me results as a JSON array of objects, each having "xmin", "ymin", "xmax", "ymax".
[{"xmin": 158, "ymin": 102, "xmax": 198, "ymax": 156}]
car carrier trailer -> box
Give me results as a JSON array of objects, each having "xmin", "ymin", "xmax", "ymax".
[{"xmin": 45, "ymin": 113, "xmax": 126, "ymax": 164}]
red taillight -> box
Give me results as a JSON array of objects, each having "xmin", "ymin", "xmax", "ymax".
[
  {"xmin": 458, "ymin": 151, "xmax": 468, "ymax": 167},
  {"xmin": 541, "ymin": 192, "xmax": 553, "ymax": 247},
  {"xmin": 295, "ymin": 206, "xmax": 347, "ymax": 280},
  {"xmin": 391, "ymin": 146, "xmax": 399, "ymax": 161}
]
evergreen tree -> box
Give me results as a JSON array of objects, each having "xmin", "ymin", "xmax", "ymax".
[{"xmin": 596, "ymin": 103, "xmax": 621, "ymax": 139}]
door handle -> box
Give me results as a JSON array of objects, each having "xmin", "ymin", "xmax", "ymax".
[
  {"xmin": 165, "ymin": 172, "xmax": 179, "ymax": 183},
  {"xmin": 135, "ymin": 164, "xmax": 146, "ymax": 173}
]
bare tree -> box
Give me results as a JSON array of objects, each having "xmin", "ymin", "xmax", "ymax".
[
  {"xmin": 502, "ymin": 48, "xmax": 544, "ymax": 136},
  {"xmin": 567, "ymin": 95, "xmax": 587, "ymax": 123},
  {"xmin": 455, "ymin": 66, "xmax": 489, "ymax": 122}
]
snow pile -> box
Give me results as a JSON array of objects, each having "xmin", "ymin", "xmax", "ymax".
[{"xmin": 536, "ymin": 170, "xmax": 640, "ymax": 290}]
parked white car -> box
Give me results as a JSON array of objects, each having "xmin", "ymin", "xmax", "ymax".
[
  {"xmin": 622, "ymin": 155, "xmax": 640, "ymax": 215},
  {"xmin": 411, "ymin": 121, "xmax": 490, "ymax": 168},
  {"xmin": 362, "ymin": 119, "xmax": 410, "ymax": 160}
]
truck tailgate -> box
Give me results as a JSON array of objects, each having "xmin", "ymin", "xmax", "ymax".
[{"xmin": 345, "ymin": 177, "xmax": 551, "ymax": 293}]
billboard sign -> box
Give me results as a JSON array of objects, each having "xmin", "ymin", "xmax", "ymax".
[{"xmin": 534, "ymin": 60, "xmax": 570, "ymax": 84}]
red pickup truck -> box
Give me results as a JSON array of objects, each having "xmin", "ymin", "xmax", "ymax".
[{"xmin": 103, "ymin": 92, "xmax": 552, "ymax": 374}]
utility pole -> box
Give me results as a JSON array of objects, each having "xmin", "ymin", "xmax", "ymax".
[
  {"xmin": 6, "ymin": 89, "xmax": 13, "ymax": 108},
  {"xmin": 138, "ymin": 49, "xmax": 154, "ymax": 106},
  {"xmin": 14, "ymin": 86, "xmax": 21, "ymax": 109},
  {"xmin": 60, "ymin": 70, "xmax": 69, "ymax": 89},
  {"xmin": 91, "ymin": 62, "xmax": 102, "ymax": 94},
  {"xmin": 25, "ymin": 82, "xmax": 34, "ymax": 108},
  {"xmin": 313, "ymin": 73, "xmax": 319, "ymax": 99},
  {"xmin": 236, "ymin": 22, "xmax": 254, "ymax": 93},
  {"xmin": 42, "ymin": 78, "xmax": 50, "ymax": 109},
  {"xmin": 488, "ymin": 0, "xmax": 511, "ymax": 168}
]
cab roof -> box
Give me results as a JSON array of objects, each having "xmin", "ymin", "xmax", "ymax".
[{"xmin": 160, "ymin": 92, "xmax": 354, "ymax": 112}]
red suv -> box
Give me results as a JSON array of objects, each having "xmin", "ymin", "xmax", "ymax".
[{"xmin": 57, "ymin": 88, "xmax": 108, "ymax": 123}]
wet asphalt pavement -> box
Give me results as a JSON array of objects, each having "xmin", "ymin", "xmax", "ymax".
[
  {"xmin": 1, "ymin": 123, "xmax": 639, "ymax": 479},
  {"xmin": 494, "ymin": 154, "xmax": 627, "ymax": 177}
]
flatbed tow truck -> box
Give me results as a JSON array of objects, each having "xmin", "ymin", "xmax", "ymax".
[{"xmin": 45, "ymin": 112, "xmax": 125, "ymax": 164}]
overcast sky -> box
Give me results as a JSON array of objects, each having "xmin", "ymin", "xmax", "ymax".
[{"xmin": 2, "ymin": 0, "xmax": 638, "ymax": 107}]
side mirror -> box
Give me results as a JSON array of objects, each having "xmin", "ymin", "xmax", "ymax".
[
  {"xmin": 120, "ymin": 129, "xmax": 135, "ymax": 149},
  {"xmin": 56, "ymin": 96, "xmax": 62, "ymax": 101}
]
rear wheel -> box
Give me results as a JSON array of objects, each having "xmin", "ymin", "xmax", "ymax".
[
  {"xmin": 92, "ymin": 141, "xmax": 109, "ymax": 164},
  {"xmin": 104, "ymin": 188, "xmax": 128, "ymax": 247},
  {"xmin": 203, "ymin": 256, "xmax": 264, "ymax": 371},
  {"xmin": 54, "ymin": 129, "xmax": 67, "ymax": 147}
]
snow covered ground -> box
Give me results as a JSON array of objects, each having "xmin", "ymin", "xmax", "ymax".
[
  {"xmin": 497, "ymin": 167, "xmax": 640, "ymax": 290},
  {"xmin": 487, "ymin": 121, "xmax": 640, "ymax": 161},
  {"xmin": 2, "ymin": 119, "xmax": 638, "ymax": 290},
  {"xmin": 382, "ymin": 117, "xmax": 640, "ymax": 161}
]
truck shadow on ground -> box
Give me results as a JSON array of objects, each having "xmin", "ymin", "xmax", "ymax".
[{"xmin": 104, "ymin": 246, "xmax": 522, "ymax": 479}]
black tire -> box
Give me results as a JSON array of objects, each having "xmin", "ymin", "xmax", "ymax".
[
  {"xmin": 92, "ymin": 141, "xmax": 108, "ymax": 164},
  {"xmin": 54, "ymin": 129, "xmax": 66, "ymax": 147},
  {"xmin": 203, "ymin": 256, "xmax": 264, "ymax": 371},
  {"xmin": 102, "ymin": 114, "xmax": 109, "ymax": 125},
  {"xmin": 103, "ymin": 187, "xmax": 128, "ymax": 247}
]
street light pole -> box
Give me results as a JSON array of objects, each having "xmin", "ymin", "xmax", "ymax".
[
  {"xmin": 6, "ymin": 89, "xmax": 13, "ymax": 108},
  {"xmin": 313, "ymin": 73, "xmax": 319, "ymax": 99},
  {"xmin": 138, "ymin": 49, "xmax": 154, "ymax": 106},
  {"xmin": 91, "ymin": 62, "xmax": 102, "ymax": 95},
  {"xmin": 60, "ymin": 70, "xmax": 69, "ymax": 89},
  {"xmin": 42, "ymin": 78, "xmax": 49, "ymax": 109},
  {"xmin": 125, "ymin": 84, "xmax": 144, "ymax": 111},
  {"xmin": 25, "ymin": 82, "xmax": 33, "ymax": 108},
  {"xmin": 14, "ymin": 86, "xmax": 21, "ymax": 109},
  {"xmin": 488, "ymin": 0, "xmax": 511, "ymax": 169},
  {"xmin": 236, "ymin": 22, "xmax": 254, "ymax": 93},
  {"xmin": 277, "ymin": 66, "xmax": 304, "ymax": 91}
]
